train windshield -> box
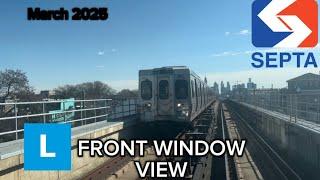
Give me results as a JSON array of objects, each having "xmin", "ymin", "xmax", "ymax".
[
  {"xmin": 141, "ymin": 80, "xmax": 152, "ymax": 100},
  {"xmin": 159, "ymin": 80, "xmax": 169, "ymax": 99},
  {"xmin": 175, "ymin": 80, "xmax": 188, "ymax": 99}
]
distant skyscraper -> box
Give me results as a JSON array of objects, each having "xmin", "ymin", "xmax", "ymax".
[
  {"xmin": 226, "ymin": 82, "xmax": 231, "ymax": 93},
  {"xmin": 213, "ymin": 82, "xmax": 219, "ymax": 95},
  {"xmin": 247, "ymin": 78, "xmax": 257, "ymax": 90},
  {"xmin": 220, "ymin": 81, "xmax": 225, "ymax": 95}
]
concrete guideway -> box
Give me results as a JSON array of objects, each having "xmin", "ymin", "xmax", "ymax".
[
  {"xmin": 222, "ymin": 104, "xmax": 263, "ymax": 180},
  {"xmin": 227, "ymin": 100, "xmax": 319, "ymax": 179}
]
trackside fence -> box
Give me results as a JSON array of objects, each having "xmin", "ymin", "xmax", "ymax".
[{"xmin": 0, "ymin": 98, "xmax": 138, "ymax": 143}]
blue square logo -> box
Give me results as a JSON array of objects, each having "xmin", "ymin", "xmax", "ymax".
[{"xmin": 24, "ymin": 123, "xmax": 71, "ymax": 170}]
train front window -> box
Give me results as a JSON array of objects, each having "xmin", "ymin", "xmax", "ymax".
[
  {"xmin": 159, "ymin": 80, "xmax": 169, "ymax": 99},
  {"xmin": 141, "ymin": 80, "xmax": 152, "ymax": 100},
  {"xmin": 175, "ymin": 80, "xmax": 188, "ymax": 99}
]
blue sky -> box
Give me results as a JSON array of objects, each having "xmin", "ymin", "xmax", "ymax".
[{"xmin": 1, "ymin": 0, "xmax": 318, "ymax": 91}]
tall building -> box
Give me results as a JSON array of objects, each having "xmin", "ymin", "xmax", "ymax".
[
  {"xmin": 213, "ymin": 82, "xmax": 219, "ymax": 95},
  {"xmin": 220, "ymin": 81, "xmax": 225, "ymax": 95},
  {"xmin": 226, "ymin": 82, "xmax": 231, "ymax": 93},
  {"xmin": 247, "ymin": 78, "xmax": 257, "ymax": 90}
]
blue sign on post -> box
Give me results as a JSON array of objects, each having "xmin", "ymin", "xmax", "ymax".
[{"xmin": 24, "ymin": 123, "xmax": 71, "ymax": 170}]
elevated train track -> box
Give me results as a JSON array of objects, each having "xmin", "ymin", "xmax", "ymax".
[
  {"xmin": 82, "ymin": 101, "xmax": 218, "ymax": 180},
  {"xmin": 81, "ymin": 99, "xmax": 306, "ymax": 180},
  {"xmin": 158, "ymin": 101, "xmax": 218, "ymax": 179},
  {"xmin": 225, "ymin": 101, "xmax": 302, "ymax": 180}
]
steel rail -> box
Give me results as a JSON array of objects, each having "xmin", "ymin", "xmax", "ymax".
[{"xmin": 220, "ymin": 106, "xmax": 231, "ymax": 180}]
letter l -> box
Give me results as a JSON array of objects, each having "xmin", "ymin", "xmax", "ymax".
[{"xmin": 40, "ymin": 134, "xmax": 56, "ymax": 157}]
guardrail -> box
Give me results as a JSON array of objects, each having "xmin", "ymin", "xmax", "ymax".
[
  {"xmin": 0, "ymin": 98, "xmax": 138, "ymax": 143},
  {"xmin": 234, "ymin": 92, "xmax": 320, "ymax": 124}
]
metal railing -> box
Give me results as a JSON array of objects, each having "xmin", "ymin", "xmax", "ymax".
[
  {"xmin": 0, "ymin": 98, "xmax": 138, "ymax": 143},
  {"xmin": 109, "ymin": 99, "xmax": 138, "ymax": 119},
  {"xmin": 234, "ymin": 90, "xmax": 320, "ymax": 124}
]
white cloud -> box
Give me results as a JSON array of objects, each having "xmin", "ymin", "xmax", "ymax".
[
  {"xmin": 211, "ymin": 51, "xmax": 232, "ymax": 57},
  {"xmin": 211, "ymin": 50, "xmax": 256, "ymax": 57},
  {"xmin": 106, "ymin": 80, "xmax": 138, "ymax": 91},
  {"xmin": 205, "ymin": 68, "xmax": 320, "ymax": 89},
  {"xmin": 96, "ymin": 65, "xmax": 105, "ymax": 69},
  {"xmin": 97, "ymin": 49, "xmax": 118, "ymax": 56},
  {"xmin": 238, "ymin": 29, "xmax": 250, "ymax": 35},
  {"xmin": 225, "ymin": 29, "xmax": 251, "ymax": 36},
  {"xmin": 98, "ymin": 51, "xmax": 105, "ymax": 56}
]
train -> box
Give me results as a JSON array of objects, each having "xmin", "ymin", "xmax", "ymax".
[{"xmin": 138, "ymin": 66, "xmax": 215, "ymax": 124}]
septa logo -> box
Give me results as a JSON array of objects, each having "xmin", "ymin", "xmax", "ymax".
[
  {"xmin": 252, "ymin": 0, "xmax": 318, "ymax": 48},
  {"xmin": 24, "ymin": 124, "xmax": 71, "ymax": 170}
]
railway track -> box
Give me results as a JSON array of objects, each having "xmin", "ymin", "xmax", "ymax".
[
  {"xmin": 82, "ymin": 156, "xmax": 134, "ymax": 180},
  {"xmin": 211, "ymin": 104, "xmax": 237, "ymax": 180},
  {"xmin": 220, "ymin": 106, "xmax": 238, "ymax": 180},
  {"xmin": 226, "ymin": 102, "xmax": 302, "ymax": 180},
  {"xmin": 157, "ymin": 102, "xmax": 218, "ymax": 179},
  {"xmin": 82, "ymin": 102, "xmax": 218, "ymax": 180}
]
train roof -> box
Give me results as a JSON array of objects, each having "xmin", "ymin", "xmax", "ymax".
[
  {"xmin": 139, "ymin": 66, "xmax": 204, "ymax": 84},
  {"xmin": 140, "ymin": 66, "xmax": 189, "ymax": 71},
  {"xmin": 139, "ymin": 66, "xmax": 190, "ymax": 75}
]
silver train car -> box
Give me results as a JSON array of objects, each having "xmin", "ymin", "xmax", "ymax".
[{"xmin": 139, "ymin": 66, "xmax": 215, "ymax": 123}]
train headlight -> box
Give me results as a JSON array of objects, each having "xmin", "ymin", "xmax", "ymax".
[
  {"xmin": 177, "ymin": 103, "xmax": 182, "ymax": 108},
  {"xmin": 143, "ymin": 103, "xmax": 152, "ymax": 111},
  {"xmin": 182, "ymin": 111, "xmax": 189, "ymax": 117}
]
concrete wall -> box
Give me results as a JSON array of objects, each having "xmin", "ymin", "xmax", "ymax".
[
  {"xmin": 0, "ymin": 121, "xmax": 137, "ymax": 180},
  {"xmin": 230, "ymin": 101, "xmax": 320, "ymax": 179}
]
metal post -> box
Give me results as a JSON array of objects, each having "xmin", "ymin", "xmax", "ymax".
[
  {"xmin": 94, "ymin": 100, "xmax": 97, "ymax": 123},
  {"xmin": 290, "ymin": 95, "xmax": 292, "ymax": 122},
  {"xmin": 122, "ymin": 99, "xmax": 124, "ymax": 118},
  {"xmin": 135, "ymin": 99, "xmax": 137, "ymax": 115},
  {"xmin": 129, "ymin": 99, "xmax": 131, "ymax": 115},
  {"xmin": 14, "ymin": 103, "xmax": 18, "ymax": 140},
  {"xmin": 316, "ymin": 96, "xmax": 320, "ymax": 123},
  {"xmin": 81, "ymin": 101, "xmax": 83, "ymax": 126},
  {"xmin": 105, "ymin": 100, "xmax": 107, "ymax": 122},
  {"xmin": 42, "ymin": 103, "xmax": 46, "ymax": 123},
  {"xmin": 295, "ymin": 95, "xmax": 297, "ymax": 122},
  {"xmin": 84, "ymin": 101, "xmax": 87, "ymax": 125},
  {"xmin": 63, "ymin": 101, "xmax": 66, "ymax": 123}
]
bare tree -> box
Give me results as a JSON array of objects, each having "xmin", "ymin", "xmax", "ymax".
[
  {"xmin": 0, "ymin": 69, "xmax": 33, "ymax": 103},
  {"xmin": 117, "ymin": 89, "xmax": 138, "ymax": 98},
  {"xmin": 54, "ymin": 81, "xmax": 116, "ymax": 99}
]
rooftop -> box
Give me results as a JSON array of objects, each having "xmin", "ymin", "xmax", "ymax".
[{"xmin": 287, "ymin": 73, "xmax": 320, "ymax": 82}]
